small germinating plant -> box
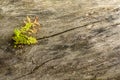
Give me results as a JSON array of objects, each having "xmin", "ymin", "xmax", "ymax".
[{"xmin": 12, "ymin": 16, "xmax": 40, "ymax": 48}]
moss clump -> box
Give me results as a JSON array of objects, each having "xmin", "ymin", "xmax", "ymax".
[{"xmin": 12, "ymin": 16, "xmax": 40, "ymax": 48}]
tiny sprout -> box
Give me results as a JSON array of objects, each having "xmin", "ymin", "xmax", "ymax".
[{"xmin": 12, "ymin": 16, "xmax": 40, "ymax": 48}]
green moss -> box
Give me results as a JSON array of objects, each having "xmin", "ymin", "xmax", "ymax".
[{"xmin": 12, "ymin": 16, "xmax": 40, "ymax": 48}]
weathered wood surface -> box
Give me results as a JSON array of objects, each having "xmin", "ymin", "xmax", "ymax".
[{"xmin": 1, "ymin": 0, "xmax": 120, "ymax": 80}]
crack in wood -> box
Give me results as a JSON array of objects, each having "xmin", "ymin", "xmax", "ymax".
[
  {"xmin": 37, "ymin": 20, "xmax": 102, "ymax": 40},
  {"xmin": 38, "ymin": 22, "xmax": 120, "ymax": 40},
  {"xmin": 37, "ymin": 13, "xmax": 120, "ymax": 40},
  {"xmin": 12, "ymin": 58, "xmax": 57, "ymax": 80},
  {"xmin": 13, "ymin": 53, "xmax": 66, "ymax": 80}
]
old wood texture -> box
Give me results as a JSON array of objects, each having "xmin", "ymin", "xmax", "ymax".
[{"xmin": 0, "ymin": 0, "xmax": 120, "ymax": 80}]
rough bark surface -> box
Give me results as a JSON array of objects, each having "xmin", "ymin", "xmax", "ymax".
[{"xmin": 0, "ymin": 0, "xmax": 120, "ymax": 80}]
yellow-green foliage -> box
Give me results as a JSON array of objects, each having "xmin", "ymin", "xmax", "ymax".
[{"xmin": 12, "ymin": 16, "xmax": 40, "ymax": 47}]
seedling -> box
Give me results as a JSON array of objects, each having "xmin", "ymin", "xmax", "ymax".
[{"xmin": 12, "ymin": 16, "xmax": 40, "ymax": 48}]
